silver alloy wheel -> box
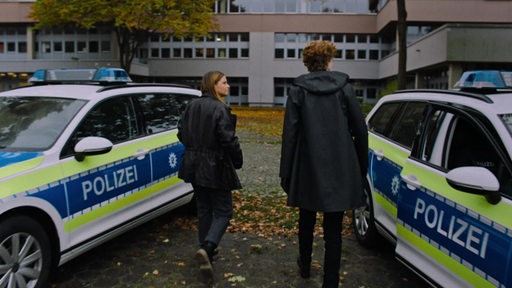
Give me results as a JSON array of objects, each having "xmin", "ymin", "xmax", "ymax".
[
  {"xmin": 0, "ymin": 232, "xmax": 43, "ymax": 288},
  {"xmin": 354, "ymin": 204, "xmax": 370, "ymax": 237}
]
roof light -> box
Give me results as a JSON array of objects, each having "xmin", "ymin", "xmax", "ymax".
[
  {"xmin": 454, "ymin": 70, "xmax": 512, "ymax": 89},
  {"xmin": 28, "ymin": 68, "xmax": 132, "ymax": 84}
]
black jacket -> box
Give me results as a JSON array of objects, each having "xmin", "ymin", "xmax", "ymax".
[
  {"xmin": 279, "ymin": 71, "xmax": 368, "ymax": 212},
  {"xmin": 178, "ymin": 94, "xmax": 242, "ymax": 190}
]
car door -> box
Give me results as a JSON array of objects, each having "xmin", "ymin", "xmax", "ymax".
[
  {"xmin": 58, "ymin": 92, "xmax": 195, "ymax": 250},
  {"xmin": 58, "ymin": 95, "xmax": 152, "ymax": 247},
  {"xmin": 396, "ymin": 104, "xmax": 512, "ymax": 288},
  {"xmin": 367, "ymin": 101, "xmax": 428, "ymax": 239}
]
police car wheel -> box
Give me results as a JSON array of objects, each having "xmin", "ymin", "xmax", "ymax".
[
  {"xmin": 352, "ymin": 181, "xmax": 379, "ymax": 248},
  {"xmin": 0, "ymin": 215, "xmax": 53, "ymax": 288}
]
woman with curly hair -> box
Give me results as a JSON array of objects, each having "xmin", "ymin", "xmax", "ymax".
[{"xmin": 280, "ymin": 40, "xmax": 368, "ymax": 288}]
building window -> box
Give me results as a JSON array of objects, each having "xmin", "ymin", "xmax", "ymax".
[
  {"xmin": 206, "ymin": 48, "xmax": 215, "ymax": 58},
  {"xmin": 274, "ymin": 78, "xmax": 294, "ymax": 106},
  {"xmin": 346, "ymin": 49, "xmax": 355, "ymax": 60},
  {"xmin": 151, "ymin": 48, "xmax": 159, "ymax": 58},
  {"xmin": 275, "ymin": 49, "xmax": 284, "ymax": 58},
  {"xmin": 7, "ymin": 42, "xmax": 15, "ymax": 52},
  {"xmin": 42, "ymin": 42, "xmax": 51, "ymax": 53},
  {"xmin": 162, "ymin": 48, "xmax": 170, "ymax": 58},
  {"xmin": 335, "ymin": 49, "xmax": 342, "ymax": 59},
  {"xmin": 195, "ymin": 48, "xmax": 204, "ymax": 58},
  {"xmin": 77, "ymin": 41, "xmax": 87, "ymax": 52},
  {"xmin": 65, "ymin": 41, "xmax": 74, "ymax": 53},
  {"xmin": 357, "ymin": 50, "xmax": 366, "ymax": 60},
  {"xmin": 369, "ymin": 50, "xmax": 379, "ymax": 60},
  {"xmin": 173, "ymin": 48, "xmax": 182, "ymax": 57},
  {"xmin": 89, "ymin": 41, "xmax": 99, "ymax": 53},
  {"xmin": 53, "ymin": 42, "xmax": 63, "ymax": 53},
  {"xmin": 184, "ymin": 48, "xmax": 193, "ymax": 58},
  {"xmin": 287, "ymin": 49, "xmax": 296, "ymax": 58},
  {"xmin": 218, "ymin": 48, "xmax": 227, "ymax": 58},
  {"xmin": 229, "ymin": 48, "xmax": 238, "ymax": 58}
]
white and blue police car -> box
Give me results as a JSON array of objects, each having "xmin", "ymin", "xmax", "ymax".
[
  {"xmin": 0, "ymin": 68, "xmax": 201, "ymax": 288},
  {"xmin": 353, "ymin": 71, "xmax": 512, "ymax": 288}
]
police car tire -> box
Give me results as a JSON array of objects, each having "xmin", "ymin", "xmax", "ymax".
[
  {"xmin": 352, "ymin": 181, "xmax": 379, "ymax": 248},
  {"xmin": 0, "ymin": 215, "xmax": 53, "ymax": 288}
]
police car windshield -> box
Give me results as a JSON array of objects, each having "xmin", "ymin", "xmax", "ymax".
[{"xmin": 0, "ymin": 97, "xmax": 86, "ymax": 151}]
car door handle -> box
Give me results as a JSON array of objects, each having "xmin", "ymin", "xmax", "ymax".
[
  {"xmin": 401, "ymin": 174, "xmax": 421, "ymax": 190},
  {"xmin": 133, "ymin": 149, "xmax": 150, "ymax": 160},
  {"xmin": 374, "ymin": 149, "xmax": 384, "ymax": 160}
]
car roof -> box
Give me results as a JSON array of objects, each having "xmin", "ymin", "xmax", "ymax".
[
  {"xmin": 381, "ymin": 89, "xmax": 512, "ymax": 115},
  {"xmin": 0, "ymin": 83, "xmax": 202, "ymax": 101}
]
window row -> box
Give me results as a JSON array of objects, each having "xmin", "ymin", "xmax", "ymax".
[
  {"xmin": 275, "ymin": 48, "xmax": 389, "ymax": 60},
  {"xmin": 214, "ymin": 0, "xmax": 371, "ymax": 14},
  {"xmin": 139, "ymin": 47, "xmax": 249, "ymax": 60},
  {"xmin": 0, "ymin": 42, "xmax": 27, "ymax": 53},
  {"xmin": 150, "ymin": 33, "xmax": 249, "ymax": 43},
  {"xmin": 275, "ymin": 33, "xmax": 381, "ymax": 44},
  {"xmin": 35, "ymin": 40, "xmax": 112, "ymax": 53},
  {"xmin": 0, "ymin": 27, "xmax": 27, "ymax": 36}
]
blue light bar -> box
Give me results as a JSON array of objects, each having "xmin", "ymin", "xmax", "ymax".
[
  {"xmin": 454, "ymin": 70, "xmax": 512, "ymax": 89},
  {"xmin": 29, "ymin": 68, "xmax": 132, "ymax": 84}
]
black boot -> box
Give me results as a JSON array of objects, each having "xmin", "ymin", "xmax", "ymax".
[
  {"xmin": 296, "ymin": 255, "xmax": 311, "ymax": 278},
  {"xmin": 195, "ymin": 241, "xmax": 217, "ymax": 283}
]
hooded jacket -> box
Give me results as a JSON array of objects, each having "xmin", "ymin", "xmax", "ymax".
[
  {"xmin": 178, "ymin": 94, "xmax": 242, "ymax": 190},
  {"xmin": 279, "ymin": 71, "xmax": 368, "ymax": 212}
]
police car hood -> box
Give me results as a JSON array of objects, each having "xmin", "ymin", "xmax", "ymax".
[
  {"xmin": 0, "ymin": 152, "xmax": 44, "ymax": 178},
  {"xmin": 293, "ymin": 71, "xmax": 349, "ymax": 95}
]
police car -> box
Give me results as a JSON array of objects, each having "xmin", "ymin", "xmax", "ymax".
[
  {"xmin": 0, "ymin": 68, "xmax": 201, "ymax": 288},
  {"xmin": 353, "ymin": 71, "xmax": 512, "ymax": 288}
]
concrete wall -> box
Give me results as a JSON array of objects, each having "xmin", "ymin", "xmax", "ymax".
[{"xmin": 379, "ymin": 24, "xmax": 512, "ymax": 79}]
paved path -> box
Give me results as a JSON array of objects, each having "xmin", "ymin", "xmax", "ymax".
[{"xmin": 52, "ymin": 134, "xmax": 431, "ymax": 288}]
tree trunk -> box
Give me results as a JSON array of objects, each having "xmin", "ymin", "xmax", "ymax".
[{"xmin": 397, "ymin": 0, "xmax": 407, "ymax": 90}]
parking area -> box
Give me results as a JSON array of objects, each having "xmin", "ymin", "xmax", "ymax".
[{"xmin": 52, "ymin": 138, "xmax": 430, "ymax": 288}]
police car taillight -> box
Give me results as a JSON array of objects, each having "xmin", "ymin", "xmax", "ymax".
[
  {"xmin": 454, "ymin": 70, "xmax": 512, "ymax": 89},
  {"xmin": 28, "ymin": 68, "xmax": 132, "ymax": 84}
]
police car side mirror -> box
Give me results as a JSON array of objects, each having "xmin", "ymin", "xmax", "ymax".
[
  {"xmin": 74, "ymin": 136, "xmax": 113, "ymax": 162},
  {"xmin": 446, "ymin": 166, "xmax": 501, "ymax": 205}
]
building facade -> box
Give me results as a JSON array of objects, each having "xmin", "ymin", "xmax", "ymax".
[{"xmin": 1, "ymin": 0, "xmax": 512, "ymax": 105}]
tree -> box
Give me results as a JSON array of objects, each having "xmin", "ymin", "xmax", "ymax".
[
  {"xmin": 396, "ymin": 0, "xmax": 407, "ymax": 90},
  {"xmin": 30, "ymin": 0, "xmax": 218, "ymax": 72}
]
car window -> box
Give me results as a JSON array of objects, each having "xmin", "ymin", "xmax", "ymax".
[
  {"xmin": 368, "ymin": 102, "xmax": 402, "ymax": 136},
  {"xmin": 0, "ymin": 96, "xmax": 86, "ymax": 151},
  {"xmin": 385, "ymin": 102, "xmax": 427, "ymax": 149},
  {"xmin": 135, "ymin": 93, "xmax": 194, "ymax": 134},
  {"xmin": 61, "ymin": 96, "xmax": 139, "ymax": 157},
  {"xmin": 422, "ymin": 109, "xmax": 512, "ymax": 197}
]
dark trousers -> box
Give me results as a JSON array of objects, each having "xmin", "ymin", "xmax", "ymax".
[
  {"xmin": 299, "ymin": 208, "xmax": 344, "ymax": 288},
  {"xmin": 193, "ymin": 185, "xmax": 233, "ymax": 247}
]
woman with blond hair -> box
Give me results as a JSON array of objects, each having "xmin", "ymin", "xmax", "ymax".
[
  {"xmin": 280, "ymin": 40, "xmax": 368, "ymax": 288},
  {"xmin": 178, "ymin": 71, "xmax": 243, "ymax": 283}
]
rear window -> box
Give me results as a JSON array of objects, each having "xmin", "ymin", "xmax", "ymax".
[
  {"xmin": 368, "ymin": 102, "xmax": 401, "ymax": 135},
  {"xmin": 369, "ymin": 101, "xmax": 427, "ymax": 149}
]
